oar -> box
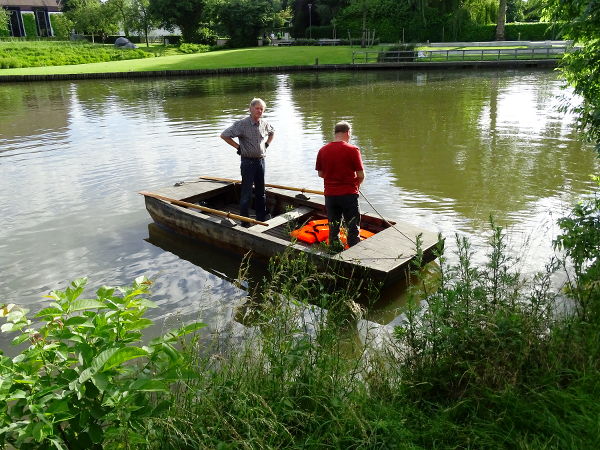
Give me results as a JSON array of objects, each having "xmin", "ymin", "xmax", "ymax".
[
  {"xmin": 139, "ymin": 191, "xmax": 269, "ymax": 226},
  {"xmin": 199, "ymin": 176, "xmax": 325, "ymax": 196}
]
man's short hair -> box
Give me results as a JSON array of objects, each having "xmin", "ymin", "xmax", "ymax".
[
  {"xmin": 250, "ymin": 98, "xmax": 266, "ymax": 109},
  {"xmin": 334, "ymin": 121, "xmax": 351, "ymax": 134}
]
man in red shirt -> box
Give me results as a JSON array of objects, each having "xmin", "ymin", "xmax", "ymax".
[{"xmin": 315, "ymin": 121, "xmax": 365, "ymax": 248}]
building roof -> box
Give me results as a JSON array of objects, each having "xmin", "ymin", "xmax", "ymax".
[{"xmin": 0, "ymin": 0, "xmax": 61, "ymax": 10}]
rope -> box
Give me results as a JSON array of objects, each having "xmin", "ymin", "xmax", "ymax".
[{"xmin": 359, "ymin": 189, "xmax": 417, "ymax": 245}]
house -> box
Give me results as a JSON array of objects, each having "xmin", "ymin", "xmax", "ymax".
[{"xmin": 1, "ymin": 0, "xmax": 61, "ymax": 37}]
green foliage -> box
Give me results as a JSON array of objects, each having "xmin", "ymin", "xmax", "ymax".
[
  {"xmin": 555, "ymin": 178, "xmax": 600, "ymax": 321},
  {"xmin": 0, "ymin": 41, "xmax": 153, "ymax": 69},
  {"xmin": 214, "ymin": 0, "xmax": 273, "ymax": 47},
  {"xmin": 0, "ymin": 277, "xmax": 206, "ymax": 449},
  {"xmin": 393, "ymin": 220, "xmax": 557, "ymax": 402},
  {"xmin": 177, "ymin": 42, "xmax": 210, "ymax": 53},
  {"xmin": 0, "ymin": 8, "xmax": 9, "ymax": 36},
  {"xmin": 0, "ymin": 56, "xmax": 21, "ymax": 69},
  {"xmin": 66, "ymin": 0, "xmax": 120, "ymax": 42},
  {"xmin": 148, "ymin": 0, "xmax": 207, "ymax": 43},
  {"xmin": 150, "ymin": 249, "xmax": 388, "ymax": 447},
  {"xmin": 194, "ymin": 26, "xmax": 218, "ymax": 45},
  {"xmin": 128, "ymin": 0, "xmax": 161, "ymax": 47},
  {"xmin": 49, "ymin": 14, "xmax": 74, "ymax": 40},
  {"xmin": 459, "ymin": 23, "xmax": 496, "ymax": 41},
  {"xmin": 146, "ymin": 217, "xmax": 600, "ymax": 448},
  {"xmin": 22, "ymin": 13, "xmax": 37, "ymax": 38},
  {"xmin": 545, "ymin": 0, "xmax": 600, "ymax": 150}
]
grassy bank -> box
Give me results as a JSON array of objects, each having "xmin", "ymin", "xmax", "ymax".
[
  {"xmin": 0, "ymin": 41, "xmax": 563, "ymax": 78},
  {"xmin": 1, "ymin": 184, "xmax": 599, "ymax": 447},
  {"xmin": 0, "ymin": 44, "xmax": 357, "ymax": 76}
]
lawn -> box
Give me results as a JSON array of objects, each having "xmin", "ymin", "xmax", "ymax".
[{"xmin": 0, "ymin": 45, "xmax": 359, "ymax": 76}]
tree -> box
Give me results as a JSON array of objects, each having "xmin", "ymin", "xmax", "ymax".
[
  {"xmin": 506, "ymin": 0, "xmax": 523, "ymax": 23},
  {"xmin": 495, "ymin": 0, "xmax": 507, "ymax": 40},
  {"xmin": 107, "ymin": 0, "xmax": 133, "ymax": 37},
  {"xmin": 66, "ymin": 0, "xmax": 120, "ymax": 42},
  {"xmin": 149, "ymin": 0, "xmax": 206, "ymax": 43},
  {"xmin": 129, "ymin": 0, "xmax": 160, "ymax": 46},
  {"xmin": 522, "ymin": 0, "xmax": 543, "ymax": 22},
  {"xmin": 545, "ymin": 0, "xmax": 600, "ymax": 150},
  {"xmin": 214, "ymin": 0, "xmax": 274, "ymax": 47}
]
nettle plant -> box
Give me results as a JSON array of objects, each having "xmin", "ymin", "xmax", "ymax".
[{"xmin": 0, "ymin": 277, "xmax": 205, "ymax": 449}]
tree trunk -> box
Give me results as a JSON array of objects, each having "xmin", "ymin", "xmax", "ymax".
[
  {"xmin": 495, "ymin": 0, "xmax": 507, "ymax": 41},
  {"xmin": 361, "ymin": 9, "xmax": 366, "ymax": 48}
]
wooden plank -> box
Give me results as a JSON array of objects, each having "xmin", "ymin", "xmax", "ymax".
[
  {"xmin": 335, "ymin": 222, "xmax": 439, "ymax": 271},
  {"xmin": 252, "ymin": 206, "xmax": 314, "ymax": 233},
  {"xmin": 140, "ymin": 191, "xmax": 268, "ymax": 226}
]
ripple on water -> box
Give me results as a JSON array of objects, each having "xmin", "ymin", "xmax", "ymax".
[{"xmin": 0, "ymin": 70, "xmax": 597, "ymax": 339}]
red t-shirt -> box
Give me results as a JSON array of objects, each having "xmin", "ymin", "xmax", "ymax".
[{"xmin": 315, "ymin": 141, "xmax": 364, "ymax": 196}]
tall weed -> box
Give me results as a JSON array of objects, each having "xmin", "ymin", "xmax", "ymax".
[{"xmin": 393, "ymin": 220, "xmax": 557, "ymax": 402}]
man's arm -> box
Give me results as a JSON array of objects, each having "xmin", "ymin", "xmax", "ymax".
[
  {"xmin": 266, "ymin": 132, "xmax": 274, "ymax": 147},
  {"xmin": 356, "ymin": 170, "xmax": 365, "ymax": 185},
  {"xmin": 221, "ymin": 134, "xmax": 240, "ymax": 151},
  {"xmin": 318, "ymin": 170, "xmax": 324, "ymax": 178}
]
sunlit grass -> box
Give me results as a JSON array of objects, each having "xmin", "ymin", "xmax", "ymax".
[{"xmin": 0, "ymin": 45, "xmax": 359, "ymax": 75}]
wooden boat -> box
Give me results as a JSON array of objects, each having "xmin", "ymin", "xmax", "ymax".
[{"xmin": 140, "ymin": 177, "xmax": 442, "ymax": 287}]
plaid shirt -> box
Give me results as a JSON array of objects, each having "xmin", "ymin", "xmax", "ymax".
[{"xmin": 222, "ymin": 116, "xmax": 274, "ymax": 158}]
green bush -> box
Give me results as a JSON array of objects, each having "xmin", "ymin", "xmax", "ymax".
[
  {"xmin": 22, "ymin": 13, "xmax": 37, "ymax": 38},
  {"xmin": 0, "ymin": 277, "xmax": 205, "ymax": 448},
  {"xmin": 457, "ymin": 22, "xmax": 564, "ymax": 42},
  {"xmin": 394, "ymin": 220, "xmax": 556, "ymax": 402},
  {"xmin": 459, "ymin": 24, "xmax": 497, "ymax": 41},
  {"xmin": 177, "ymin": 42, "xmax": 210, "ymax": 54},
  {"xmin": 0, "ymin": 41, "xmax": 153, "ymax": 69},
  {"xmin": 49, "ymin": 14, "xmax": 72, "ymax": 40},
  {"xmin": 505, "ymin": 22, "xmax": 564, "ymax": 40},
  {"xmin": 0, "ymin": 57, "xmax": 22, "ymax": 69},
  {"xmin": 554, "ymin": 178, "xmax": 600, "ymax": 322},
  {"xmin": 195, "ymin": 27, "xmax": 218, "ymax": 46}
]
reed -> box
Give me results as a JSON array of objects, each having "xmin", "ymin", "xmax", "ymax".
[{"xmin": 148, "ymin": 203, "xmax": 600, "ymax": 448}]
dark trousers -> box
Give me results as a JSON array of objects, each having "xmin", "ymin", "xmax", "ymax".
[
  {"xmin": 240, "ymin": 157, "xmax": 266, "ymax": 221},
  {"xmin": 325, "ymin": 194, "xmax": 361, "ymax": 247}
]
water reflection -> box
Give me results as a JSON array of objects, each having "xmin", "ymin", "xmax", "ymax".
[{"xmin": 0, "ymin": 69, "xmax": 597, "ymax": 340}]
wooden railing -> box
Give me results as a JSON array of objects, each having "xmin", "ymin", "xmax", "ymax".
[{"xmin": 352, "ymin": 46, "xmax": 574, "ymax": 64}]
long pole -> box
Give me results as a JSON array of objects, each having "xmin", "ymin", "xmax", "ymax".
[
  {"xmin": 139, "ymin": 191, "xmax": 269, "ymax": 226},
  {"xmin": 199, "ymin": 176, "xmax": 325, "ymax": 195}
]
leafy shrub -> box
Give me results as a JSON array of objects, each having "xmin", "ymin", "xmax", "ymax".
[
  {"xmin": 177, "ymin": 42, "xmax": 210, "ymax": 54},
  {"xmin": 393, "ymin": 221, "xmax": 557, "ymax": 402},
  {"xmin": 195, "ymin": 27, "xmax": 218, "ymax": 46},
  {"xmin": 505, "ymin": 22, "xmax": 564, "ymax": 40},
  {"xmin": 22, "ymin": 13, "xmax": 37, "ymax": 38},
  {"xmin": 49, "ymin": 14, "xmax": 73, "ymax": 40},
  {"xmin": 0, "ymin": 41, "xmax": 153, "ymax": 69},
  {"xmin": 0, "ymin": 57, "xmax": 21, "ymax": 69},
  {"xmin": 0, "ymin": 277, "xmax": 205, "ymax": 449},
  {"xmin": 554, "ymin": 178, "xmax": 600, "ymax": 321}
]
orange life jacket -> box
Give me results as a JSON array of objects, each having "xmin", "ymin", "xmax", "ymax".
[
  {"xmin": 291, "ymin": 220, "xmax": 375, "ymax": 248},
  {"xmin": 290, "ymin": 219, "xmax": 329, "ymax": 244}
]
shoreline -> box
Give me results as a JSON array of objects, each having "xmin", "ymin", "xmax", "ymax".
[{"xmin": 0, "ymin": 59, "xmax": 557, "ymax": 83}]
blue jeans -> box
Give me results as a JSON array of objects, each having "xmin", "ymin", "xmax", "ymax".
[
  {"xmin": 240, "ymin": 157, "xmax": 266, "ymax": 221},
  {"xmin": 325, "ymin": 194, "xmax": 361, "ymax": 247}
]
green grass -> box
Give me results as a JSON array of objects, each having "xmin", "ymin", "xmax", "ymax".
[
  {"xmin": 146, "ymin": 220, "xmax": 600, "ymax": 449},
  {"xmin": 0, "ymin": 40, "xmax": 152, "ymax": 70},
  {"xmin": 0, "ymin": 41, "xmax": 566, "ymax": 76},
  {"xmin": 0, "ymin": 45, "xmax": 358, "ymax": 75}
]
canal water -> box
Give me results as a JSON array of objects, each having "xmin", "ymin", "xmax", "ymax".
[{"xmin": 1, "ymin": 68, "xmax": 597, "ymax": 341}]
